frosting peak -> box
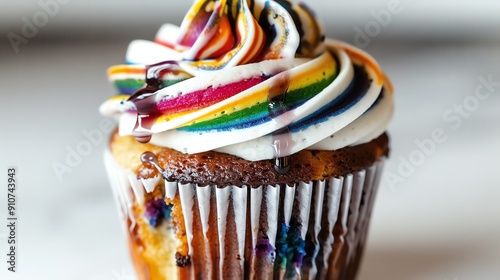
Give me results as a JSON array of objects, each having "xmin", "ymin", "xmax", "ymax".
[{"xmin": 155, "ymin": 0, "xmax": 325, "ymax": 74}]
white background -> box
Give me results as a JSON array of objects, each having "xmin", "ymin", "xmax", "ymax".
[{"xmin": 1, "ymin": 0, "xmax": 500, "ymax": 279}]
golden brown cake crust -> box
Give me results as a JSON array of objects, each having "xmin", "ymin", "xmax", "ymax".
[{"xmin": 109, "ymin": 130, "xmax": 389, "ymax": 186}]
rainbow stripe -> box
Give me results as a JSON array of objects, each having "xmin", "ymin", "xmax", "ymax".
[
  {"xmin": 102, "ymin": 49, "xmax": 338, "ymax": 135},
  {"xmin": 164, "ymin": 52, "xmax": 337, "ymax": 131},
  {"xmin": 108, "ymin": 64, "xmax": 192, "ymax": 95},
  {"xmin": 180, "ymin": 73, "xmax": 335, "ymax": 131}
]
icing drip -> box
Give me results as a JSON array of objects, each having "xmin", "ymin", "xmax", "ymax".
[
  {"xmin": 128, "ymin": 62, "xmax": 182, "ymax": 143},
  {"xmin": 141, "ymin": 151, "xmax": 170, "ymax": 181},
  {"xmin": 141, "ymin": 151, "xmax": 162, "ymax": 170},
  {"xmin": 141, "ymin": 151, "xmax": 172, "ymax": 198},
  {"xmin": 268, "ymin": 71, "xmax": 293, "ymax": 174}
]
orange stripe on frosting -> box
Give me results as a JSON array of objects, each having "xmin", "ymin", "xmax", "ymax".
[
  {"xmin": 332, "ymin": 41, "xmax": 384, "ymax": 85},
  {"xmin": 108, "ymin": 65, "xmax": 145, "ymax": 76}
]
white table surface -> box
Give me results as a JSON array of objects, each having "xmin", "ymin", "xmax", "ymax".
[{"xmin": 0, "ymin": 36, "xmax": 499, "ymax": 280}]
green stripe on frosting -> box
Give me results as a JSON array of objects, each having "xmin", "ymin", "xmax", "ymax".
[{"xmin": 114, "ymin": 78, "xmax": 186, "ymax": 94}]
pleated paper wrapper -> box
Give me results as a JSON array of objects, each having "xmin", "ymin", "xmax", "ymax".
[{"xmin": 104, "ymin": 150, "xmax": 385, "ymax": 280}]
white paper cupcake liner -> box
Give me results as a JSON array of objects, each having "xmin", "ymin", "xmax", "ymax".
[{"xmin": 104, "ymin": 150, "xmax": 385, "ymax": 280}]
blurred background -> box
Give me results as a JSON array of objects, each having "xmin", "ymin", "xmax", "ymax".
[{"xmin": 1, "ymin": 0, "xmax": 499, "ymax": 279}]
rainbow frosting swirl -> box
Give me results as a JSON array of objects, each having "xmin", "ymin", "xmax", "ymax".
[{"xmin": 100, "ymin": 0, "xmax": 393, "ymax": 161}]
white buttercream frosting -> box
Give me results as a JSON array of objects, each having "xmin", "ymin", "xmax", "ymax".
[{"xmin": 100, "ymin": 0, "xmax": 393, "ymax": 161}]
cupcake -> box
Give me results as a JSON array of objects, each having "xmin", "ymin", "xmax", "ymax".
[{"xmin": 101, "ymin": 1, "xmax": 393, "ymax": 279}]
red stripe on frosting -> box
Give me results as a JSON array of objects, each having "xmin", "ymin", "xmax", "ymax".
[{"xmin": 156, "ymin": 76, "xmax": 267, "ymax": 114}]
